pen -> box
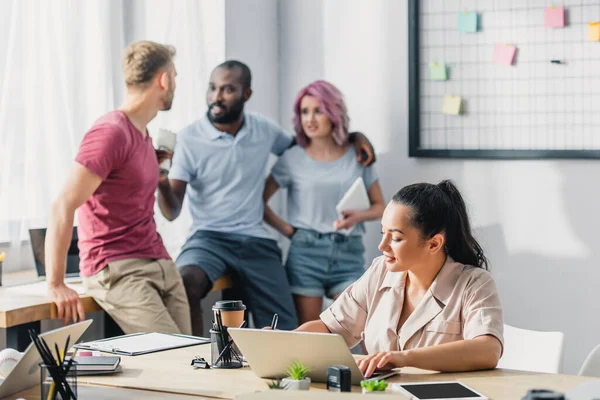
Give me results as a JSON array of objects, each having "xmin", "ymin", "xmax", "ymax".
[{"xmin": 270, "ymin": 314, "xmax": 279, "ymax": 330}]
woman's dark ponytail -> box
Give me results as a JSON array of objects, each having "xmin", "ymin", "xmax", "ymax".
[
  {"xmin": 392, "ymin": 180, "xmax": 488, "ymax": 270},
  {"xmin": 436, "ymin": 180, "xmax": 488, "ymax": 270}
]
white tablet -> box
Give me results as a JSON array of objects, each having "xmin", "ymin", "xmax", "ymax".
[
  {"xmin": 391, "ymin": 381, "xmax": 488, "ymax": 400},
  {"xmin": 335, "ymin": 177, "xmax": 370, "ymax": 235}
]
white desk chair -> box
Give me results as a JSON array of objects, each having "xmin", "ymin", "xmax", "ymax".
[
  {"xmin": 497, "ymin": 324, "xmax": 564, "ymax": 373},
  {"xmin": 578, "ymin": 344, "xmax": 600, "ymax": 377}
]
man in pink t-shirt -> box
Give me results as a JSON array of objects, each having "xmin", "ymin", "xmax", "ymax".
[{"xmin": 45, "ymin": 41, "xmax": 191, "ymax": 335}]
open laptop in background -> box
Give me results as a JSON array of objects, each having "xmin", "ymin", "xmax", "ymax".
[
  {"xmin": 29, "ymin": 227, "xmax": 81, "ymax": 282},
  {"xmin": 228, "ymin": 328, "xmax": 398, "ymax": 385},
  {"xmin": 0, "ymin": 320, "xmax": 93, "ymax": 398}
]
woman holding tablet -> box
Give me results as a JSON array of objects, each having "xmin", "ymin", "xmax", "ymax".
[
  {"xmin": 263, "ymin": 80, "xmax": 385, "ymax": 325},
  {"xmin": 296, "ymin": 180, "xmax": 504, "ymax": 376}
]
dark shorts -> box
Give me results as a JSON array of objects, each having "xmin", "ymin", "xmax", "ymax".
[{"xmin": 176, "ymin": 230, "xmax": 298, "ymax": 329}]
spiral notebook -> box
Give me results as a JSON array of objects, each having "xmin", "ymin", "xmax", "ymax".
[{"xmin": 74, "ymin": 332, "xmax": 209, "ymax": 356}]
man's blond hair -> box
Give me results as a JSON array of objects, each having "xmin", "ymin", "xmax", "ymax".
[{"xmin": 123, "ymin": 40, "xmax": 176, "ymax": 88}]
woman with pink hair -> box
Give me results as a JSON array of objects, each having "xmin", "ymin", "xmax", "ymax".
[{"xmin": 263, "ymin": 80, "xmax": 385, "ymax": 324}]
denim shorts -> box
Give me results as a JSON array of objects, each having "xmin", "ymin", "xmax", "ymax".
[{"xmin": 285, "ymin": 228, "xmax": 366, "ymax": 298}]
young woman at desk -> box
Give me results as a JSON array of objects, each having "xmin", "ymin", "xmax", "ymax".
[
  {"xmin": 263, "ymin": 80, "xmax": 385, "ymax": 324},
  {"xmin": 296, "ymin": 181, "xmax": 504, "ymax": 377}
]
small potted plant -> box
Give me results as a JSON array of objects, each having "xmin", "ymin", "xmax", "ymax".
[
  {"xmin": 268, "ymin": 379, "xmax": 287, "ymax": 390},
  {"xmin": 360, "ymin": 379, "xmax": 388, "ymax": 394},
  {"xmin": 281, "ymin": 360, "xmax": 311, "ymax": 391}
]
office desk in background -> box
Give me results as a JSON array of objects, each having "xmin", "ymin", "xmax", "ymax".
[
  {"xmin": 0, "ymin": 270, "xmax": 232, "ymax": 351},
  {"xmin": 8, "ymin": 343, "xmax": 599, "ymax": 400}
]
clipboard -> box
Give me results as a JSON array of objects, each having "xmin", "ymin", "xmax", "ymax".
[{"xmin": 74, "ymin": 332, "xmax": 210, "ymax": 356}]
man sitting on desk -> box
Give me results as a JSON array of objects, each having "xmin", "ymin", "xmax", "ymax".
[
  {"xmin": 157, "ymin": 60, "xmax": 376, "ymax": 336},
  {"xmin": 45, "ymin": 41, "xmax": 191, "ymax": 335}
]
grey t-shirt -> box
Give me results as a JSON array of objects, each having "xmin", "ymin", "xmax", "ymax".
[
  {"xmin": 270, "ymin": 146, "xmax": 378, "ymax": 236},
  {"xmin": 170, "ymin": 112, "xmax": 293, "ymax": 240}
]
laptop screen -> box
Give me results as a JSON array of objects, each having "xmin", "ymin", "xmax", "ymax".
[{"xmin": 29, "ymin": 227, "xmax": 80, "ymax": 277}]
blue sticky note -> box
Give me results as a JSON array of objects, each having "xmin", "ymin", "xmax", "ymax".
[{"xmin": 458, "ymin": 11, "xmax": 478, "ymax": 33}]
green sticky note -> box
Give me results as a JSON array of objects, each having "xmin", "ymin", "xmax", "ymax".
[
  {"xmin": 429, "ymin": 63, "xmax": 448, "ymax": 81},
  {"xmin": 458, "ymin": 11, "xmax": 478, "ymax": 33}
]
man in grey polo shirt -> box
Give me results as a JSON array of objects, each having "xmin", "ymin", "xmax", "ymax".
[{"xmin": 158, "ymin": 60, "xmax": 375, "ymax": 335}]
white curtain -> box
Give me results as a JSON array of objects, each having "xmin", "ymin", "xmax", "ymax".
[{"xmin": 0, "ymin": 0, "xmax": 225, "ymax": 271}]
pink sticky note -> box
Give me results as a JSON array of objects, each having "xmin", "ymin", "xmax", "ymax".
[
  {"xmin": 545, "ymin": 6, "xmax": 565, "ymax": 28},
  {"xmin": 493, "ymin": 44, "xmax": 517, "ymax": 65}
]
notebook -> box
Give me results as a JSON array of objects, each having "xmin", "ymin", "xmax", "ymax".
[
  {"xmin": 73, "ymin": 356, "xmax": 121, "ymax": 371},
  {"xmin": 335, "ymin": 177, "xmax": 370, "ymax": 235}
]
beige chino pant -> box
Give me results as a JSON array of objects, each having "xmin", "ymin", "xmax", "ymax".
[{"xmin": 83, "ymin": 258, "xmax": 192, "ymax": 335}]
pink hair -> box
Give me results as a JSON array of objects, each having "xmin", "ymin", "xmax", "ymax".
[{"xmin": 293, "ymin": 80, "xmax": 349, "ymax": 147}]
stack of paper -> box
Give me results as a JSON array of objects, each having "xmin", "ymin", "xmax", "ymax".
[{"xmin": 72, "ymin": 355, "xmax": 122, "ymax": 375}]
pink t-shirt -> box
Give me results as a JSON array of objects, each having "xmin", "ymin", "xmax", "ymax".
[{"xmin": 75, "ymin": 110, "xmax": 170, "ymax": 277}]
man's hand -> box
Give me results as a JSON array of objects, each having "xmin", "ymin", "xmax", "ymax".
[
  {"xmin": 48, "ymin": 283, "xmax": 85, "ymax": 325},
  {"xmin": 334, "ymin": 210, "xmax": 361, "ymax": 231},
  {"xmin": 156, "ymin": 150, "xmax": 173, "ymax": 178},
  {"xmin": 349, "ymin": 132, "xmax": 376, "ymax": 166},
  {"xmin": 156, "ymin": 149, "xmax": 173, "ymax": 164},
  {"xmin": 357, "ymin": 351, "xmax": 406, "ymax": 378}
]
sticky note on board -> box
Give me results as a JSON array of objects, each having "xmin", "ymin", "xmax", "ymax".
[
  {"xmin": 493, "ymin": 44, "xmax": 517, "ymax": 65},
  {"xmin": 442, "ymin": 95, "xmax": 462, "ymax": 115},
  {"xmin": 458, "ymin": 11, "xmax": 478, "ymax": 32},
  {"xmin": 429, "ymin": 63, "xmax": 448, "ymax": 81},
  {"xmin": 544, "ymin": 7, "xmax": 565, "ymax": 28},
  {"xmin": 588, "ymin": 22, "xmax": 600, "ymax": 41}
]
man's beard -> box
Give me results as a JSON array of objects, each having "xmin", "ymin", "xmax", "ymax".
[
  {"xmin": 207, "ymin": 100, "xmax": 244, "ymax": 124},
  {"xmin": 160, "ymin": 87, "xmax": 175, "ymax": 111}
]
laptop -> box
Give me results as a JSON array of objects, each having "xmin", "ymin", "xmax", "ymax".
[
  {"xmin": 228, "ymin": 328, "xmax": 398, "ymax": 385},
  {"xmin": 29, "ymin": 227, "xmax": 81, "ymax": 280},
  {"xmin": 0, "ymin": 319, "xmax": 93, "ymax": 398}
]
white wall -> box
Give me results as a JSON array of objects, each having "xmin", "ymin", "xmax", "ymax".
[
  {"xmin": 225, "ymin": 0, "xmax": 279, "ymax": 118},
  {"xmin": 278, "ymin": 0, "xmax": 600, "ymax": 374}
]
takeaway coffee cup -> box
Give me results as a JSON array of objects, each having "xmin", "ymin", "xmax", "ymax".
[
  {"xmin": 155, "ymin": 128, "xmax": 177, "ymax": 175},
  {"xmin": 212, "ymin": 300, "xmax": 246, "ymax": 327}
]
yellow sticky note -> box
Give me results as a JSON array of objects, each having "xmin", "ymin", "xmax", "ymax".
[
  {"xmin": 588, "ymin": 22, "xmax": 600, "ymax": 41},
  {"xmin": 442, "ymin": 95, "xmax": 462, "ymax": 115}
]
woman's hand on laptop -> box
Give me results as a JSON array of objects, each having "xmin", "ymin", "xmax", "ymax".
[
  {"xmin": 48, "ymin": 283, "xmax": 85, "ymax": 325},
  {"xmin": 358, "ymin": 351, "xmax": 406, "ymax": 378}
]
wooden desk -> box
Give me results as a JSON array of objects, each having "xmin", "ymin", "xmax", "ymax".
[
  {"xmin": 52, "ymin": 344, "xmax": 597, "ymax": 400},
  {"xmin": 0, "ymin": 270, "xmax": 232, "ymax": 351},
  {"xmin": 7, "ymin": 384, "xmax": 215, "ymax": 400}
]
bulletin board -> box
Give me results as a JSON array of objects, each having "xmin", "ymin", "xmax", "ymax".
[{"xmin": 409, "ymin": 0, "xmax": 600, "ymax": 159}]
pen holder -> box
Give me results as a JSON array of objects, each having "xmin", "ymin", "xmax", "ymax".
[
  {"xmin": 40, "ymin": 362, "xmax": 77, "ymax": 400},
  {"xmin": 210, "ymin": 329, "xmax": 242, "ymax": 369}
]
